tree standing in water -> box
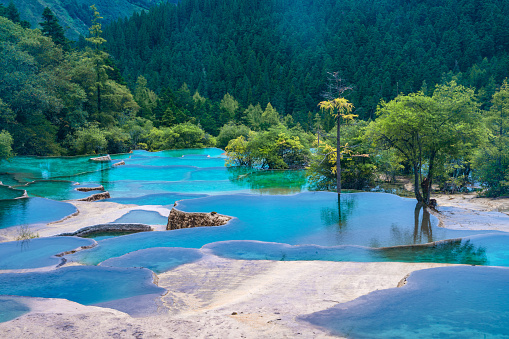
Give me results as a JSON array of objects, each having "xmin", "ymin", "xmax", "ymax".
[{"xmin": 318, "ymin": 72, "xmax": 356, "ymax": 195}]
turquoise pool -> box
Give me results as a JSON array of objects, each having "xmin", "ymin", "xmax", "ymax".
[{"xmin": 1, "ymin": 147, "xmax": 509, "ymax": 336}]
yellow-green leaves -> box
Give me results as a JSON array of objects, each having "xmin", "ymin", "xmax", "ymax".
[
  {"xmin": 318, "ymin": 97, "xmax": 356, "ymax": 121},
  {"xmin": 86, "ymin": 5, "xmax": 106, "ymax": 48}
]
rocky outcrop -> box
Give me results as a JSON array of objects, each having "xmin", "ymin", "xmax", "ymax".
[
  {"xmin": 76, "ymin": 191, "xmax": 111, "ymax": 201},
  {"xmin": 167, "ymin": 208, "xmax": 232, "ymax": 230},
  {"xmin": 113, "ymin": 160, "xmax": 125, "ymax": 167},
  {"xmin": 75, "ymin": 185, "xmax": 105, "ymax": 192},
  {"xmin": 90, "ymin": 155, "xmax": 112, "ymax": 162},
  {"xmin": 58, "ymin": 223, "xmax": 152, "ymax": 238}
]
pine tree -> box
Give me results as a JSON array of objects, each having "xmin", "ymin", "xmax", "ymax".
[{"xmin": 40, "ymin": 7, "xmax": 69, "ymax": 50}]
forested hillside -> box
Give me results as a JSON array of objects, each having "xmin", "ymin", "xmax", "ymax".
[
  {"xmin": 0, "ymin": 0, "xmax": 174, "ymax": 39},
  {"xmin": 104, "ymin": 0, "xmax": 509, "ymax": 126}
]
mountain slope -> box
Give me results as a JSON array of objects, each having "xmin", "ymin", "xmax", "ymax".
[
  {"xmin": 0, "ymin": 0, "xmax": 171, "ymax": 40},
  {"xmin": 103, "ymin": 0, "xmax": 509, "ymax": 125}
]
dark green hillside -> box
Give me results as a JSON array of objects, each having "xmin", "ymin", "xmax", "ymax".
[
  {"xmin": 104, "ymin": 0, "xmax": 509, "ymax": 126},
  {"xmin": 0, "ymin": 0, "xmax": 174, "ymax": 39}
]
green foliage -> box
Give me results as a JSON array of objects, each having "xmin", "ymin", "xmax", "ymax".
[
  {"xmin": 40, "ymin": 7, "xmax": 69, "ymax": 50},
  {"xmin": 71, "ymin": 124, "xmax": 107, "ymax": 155},
  {"xmin": 0, "ymin": 130, "xmax": 13, "ymax": 160},
  {"xmin": 216, "ymin": 123, "xmax": 251, "ymax": 150},
  {"xmin": 367, "ymin": 81, "xmax": 486, "ymax": 203},
  {"xmin": 86, "ymin": 5, "xmax": 106, "ymax": 48},
  {"xmin": 473, "ymin": 80, "xmax": 509, "ymax": 196},
  {"xmin": 226, "ymin": 126, "xmax": 310, "ymax": 169},
  {"xmin": 135, "ymin": 75, "xmax": 158, "ymax": 119},
  {"xmin": 307, "ymin": 121, "xmax": 376, "ymax": 191},
  {"xmin": 103, "ymin": 0, "xmax": 509, "ymax": 128},
  {"xmin": 0, "ymin": 2, "xmax": 30, "ymax": 28},
  {"xmin": 170, "ymin": 122, "xmax": 206, "ymax": 149}
]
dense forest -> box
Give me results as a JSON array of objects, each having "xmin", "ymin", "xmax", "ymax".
[
  {"xmin": 104, "ymin": 0, "xmax": 509, "ymax": 126},
  {"xmin": 2, "ymin": 0, "xmax": 509, "ymax": 199},
  {"xmin": 0, "ymin": 0, "xmax": 173, "ymax": 39}
]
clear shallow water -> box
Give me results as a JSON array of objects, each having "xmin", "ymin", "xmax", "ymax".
[
  {"xmin": 205, "ymin": 233, "xmax": 509, "ymax": 266},
  {"xmin": 0, "ymin": 185, "xmax": 25, "ymax": 200},
  {"xmin": 300, "ymin": 266, "xmax": 509, "ymax": 338},
  {"xmin": 0, "ymin": 148, "xmax": 307, "ymax": 204},
  {"xmin": 3, "ymin": 147, "xmax": 509, "ymax": 326},
  {"xmin": 69, "ymin": 192, "xmax": 496, "ymax": 265},
  {"xmin": 112, "ymin": 210, "xmax": 168, "ymax": 225},
  {"xmin": 0, "ymin": 297, "xmax": 30, "ymax": 323},
  {"xmin": 0, "ymin": 266, "xmax": 165, "ymax": 305},
  {"xmin": 13, "ymin": 180, "xmax": 97, "ymax": 201},
  {"xmin": 100, "ymin": 247, "xmax": 203, "ymax": 273},
  {"xmin": 0, "ymin": 237, "xmax": 95, "ymax": 270},
  {"xmin": 0, "ymin": 197, "xmax": 77, "ymax": 229}
]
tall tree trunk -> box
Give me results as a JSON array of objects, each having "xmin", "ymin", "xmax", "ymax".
[
  {"xmin": 422, "ymin": 152, "xmax": 435, "ymax": 205},
  {"xmin": 413, "ymin": 163, "xmax": 424, "ymax": 203},
  {"xmin": 337, "ymin": 116, "xmax": 341, "ymax": 195}
]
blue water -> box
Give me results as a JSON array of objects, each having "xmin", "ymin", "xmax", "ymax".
[
  {"xmin": 112, "ymin": 210, "xmax": 168, "ymax": 225},
  {"xmin": 300, "ymin": 266, "xmax": 509, "ymax": 338},
  {"xmin": 102, "ymin": 192, "xmax": 208, "ymax": 206},
  {"xmin": 69, "ymin": 192, "xmax": 498, "ymax": 265},
  {"xmin": 0, "ymin": 266, "xmax": 165, "ymax": 305},
  {"xmin": 100, "ymin": 247, "xmax": 203, "ymax": 273},
  {"xmin": 0, "ymin": 197, "xmax": 77, "ymax": 229},
  {"xmin": 0, "ymin": 237, "xmax": 95, "ymax": 270},
  {"xmin": 0, "ymin": 297, "xmax": 30, "ymax": 323},
  {"xmin": 0, "ymin": 185, "xmax": 25, "ymax": 200},
  {"xmin": 2, "ymin": 147, "xmax": 509, "ymax": 330}
]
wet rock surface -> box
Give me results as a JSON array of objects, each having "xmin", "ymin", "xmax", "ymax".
[{"xmin": 167, "ymin": 208, "xmax": 232, "ymax": 230}]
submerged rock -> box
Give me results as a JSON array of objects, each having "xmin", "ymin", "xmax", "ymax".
[
  {"xmin": 75, "ymin": 185, "xmax": 105, "ymax": 192},
  {"xmin": 58, "ymin": 223, "xmax": 152, "ymax": 238},
  {"xmin": 76, "ymin": 191, "xmax": 111, "ymax": 201},
  {"xmin": 167, "ymin": 208, "xmax": 232, "ymax": 230},
  {"xmin": 112, "ymin": 160, "xmax": 125, "ymax": 167}
]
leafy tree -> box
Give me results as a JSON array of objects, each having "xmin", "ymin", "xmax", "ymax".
[
  {"xmin": 134, "ymin": 75, "xmax": 158, "ymax": 119},
  {"xmin": 40, "ymin": 7, "xmax": 69, "ymax": 50},
  {"xmin": 171, "ymin": 122, "xmax": 207, "ymax": 149},
  {"xmin": 0, "ymin": 130, "xmax": 13, "ymax": 160},
  {"xmin": 473, "ymin": 80, "xmax": 509, "ymax": 196},
  {"xmin": 71, "ymin": 124, "xmax": 107, "ymax": 155},
  {"xmin": 307, "ymin": 121, "xmax": 375, "ymax": 191},
  {"xmin": 367, "ymin": 81, "xmax": 486, "ymax": 204},
  {"xmin": 216, "ymin": 122, "xmax": 251, "ymax": 149},
  {"xmin": 260, "ymin": 103, "xmax": 281, "ymax": 130},
  {"xmin": 219, "ymin": 93, "xmax": 239, "ymax": 123},
  {"xmin": 226, "ymin": 126, "xmax": 310, "ymax": 169},
  {"xmin": 245, "ymin": 104, "xmax": 264, "ymax": 130}
]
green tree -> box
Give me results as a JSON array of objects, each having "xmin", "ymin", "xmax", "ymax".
[
  {"xmin": 40, "ymin": 7, "xmax": 69, "ymax": 50},
  {"xmin": 318, "ymin": 73, "xmax": 356, "ymax": 195},
  {"xmin": 216, "ymin": 122, "xmax": 251, "ymax": 149},
  {"xmin": 367, "ymin": 81, "xmax": 486, "ymax": 204},
  {"xmin": 71, "ymin": 124, "xmax": 107, "ymax": 155},
  {"xmin": 85, "ymin": 5, "xmax": 107, "ymax": 116},
  {"xmin": 134, "ymin": 75, "xmax": 158, "ymax": 119},
  {"xmin": 219, "ymin": 93, "xmax": 239, "ymax": 123},
  {"xmin": 0, "ymin": 130, "xmax": 13, "ymax": 160},
  {"xmin": 473, "ymin": 80, "xmax": 509, "ymax": 196}
]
